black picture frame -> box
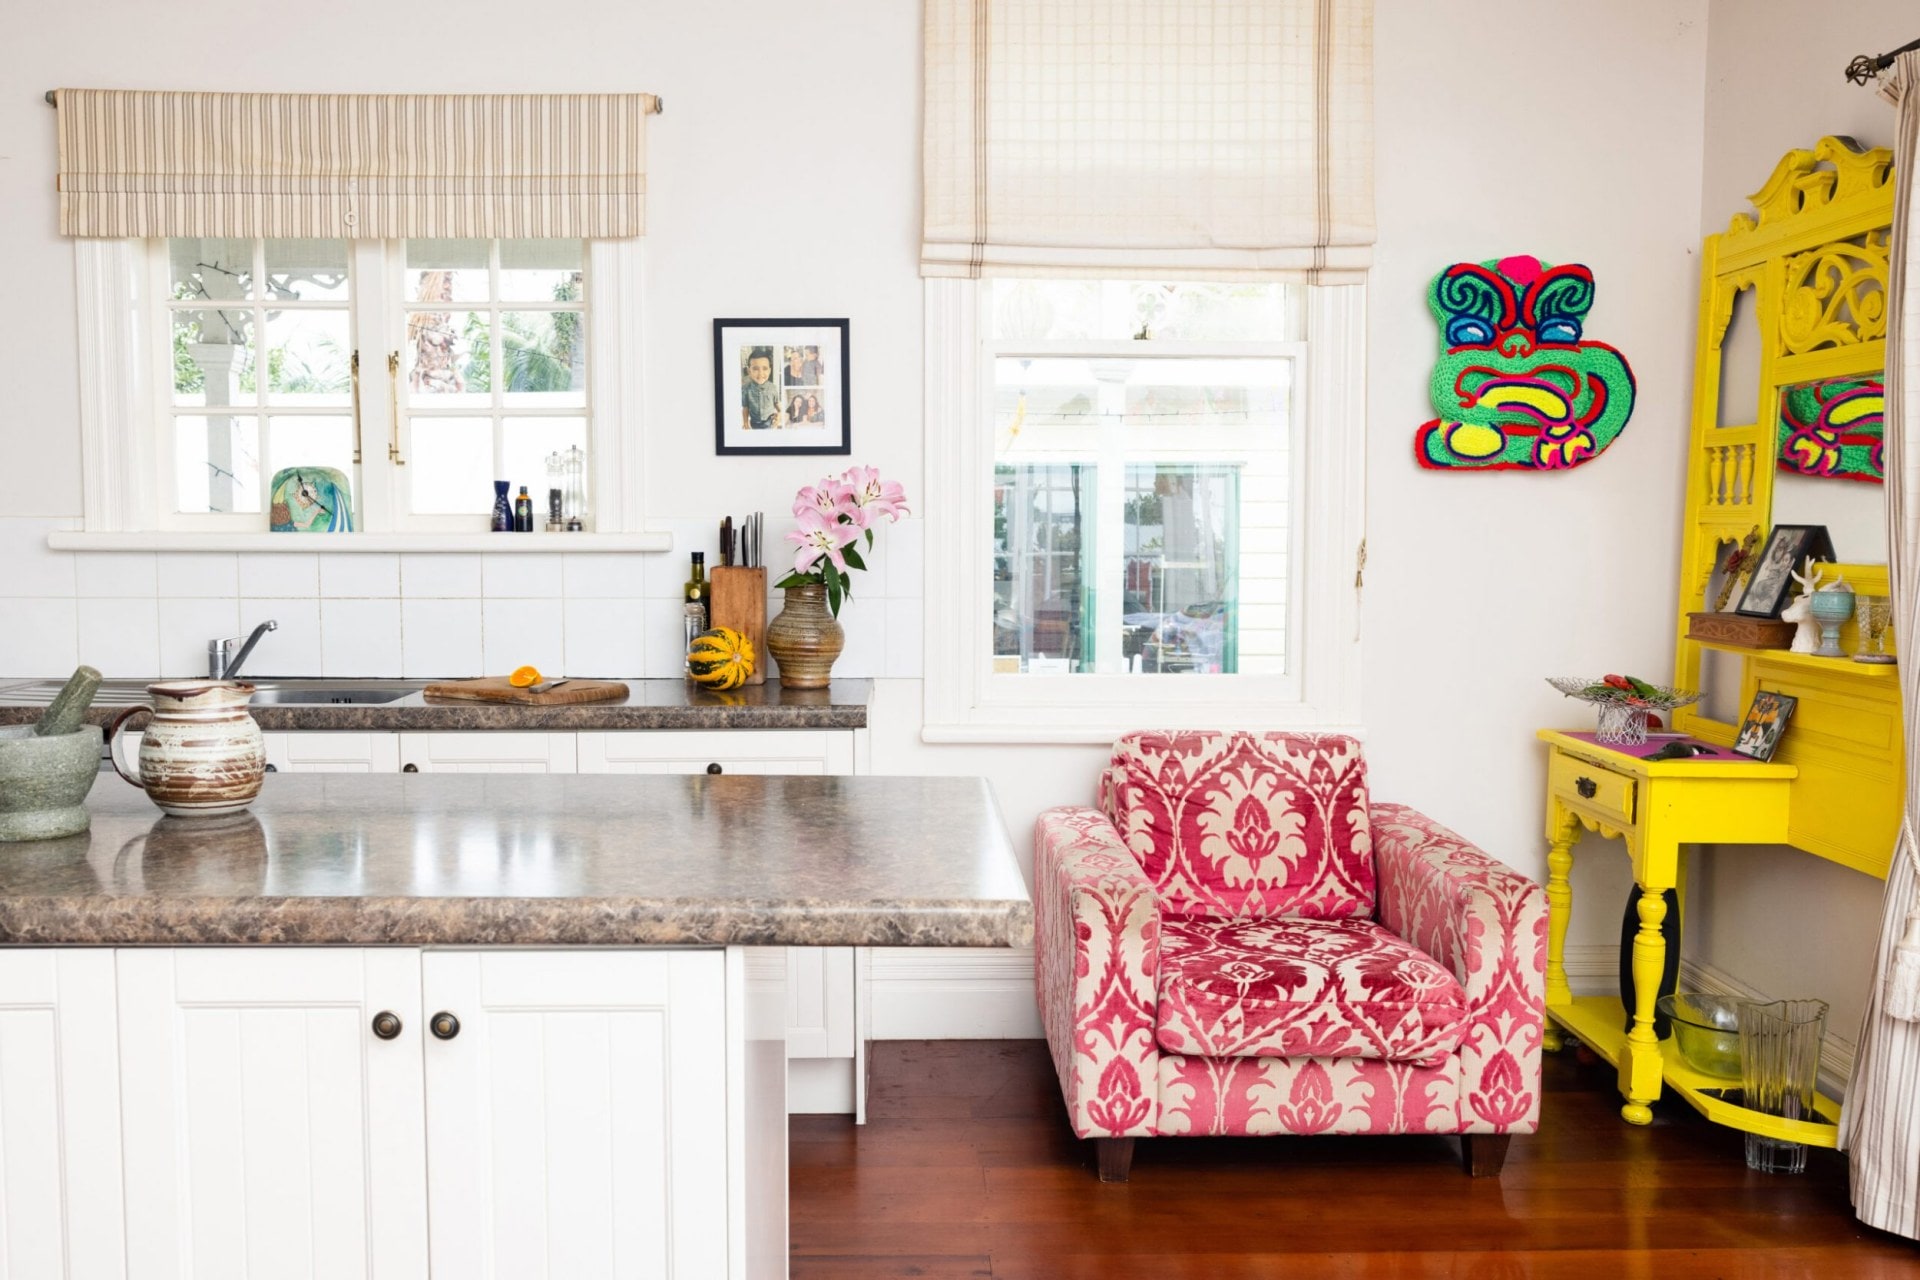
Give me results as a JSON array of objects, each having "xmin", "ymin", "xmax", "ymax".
[
  {"xmin": 713, "ymin": 318, "xmax": 852, "ymax": 456},
  {"xmin": 1732, "ymin": 689, "xmax": 1798, "ymax": 761},
  {"xmin": 1733, "ymin": 524, "xmax": 1835, "ymax": 618}
]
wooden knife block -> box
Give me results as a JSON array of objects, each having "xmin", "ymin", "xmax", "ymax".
[{"xmin": 708, "ymin": 567, "xmax": 767, "ymax": 685}]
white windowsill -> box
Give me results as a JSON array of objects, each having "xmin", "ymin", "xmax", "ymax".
[{"xmin": 47, "ymin": 531, "xmax": 675, "ymax": 554}]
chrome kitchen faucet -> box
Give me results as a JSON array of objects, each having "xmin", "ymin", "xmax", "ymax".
[{"xmin": 209, "ymin": 620, "xmax": 278, "ymax": 679}]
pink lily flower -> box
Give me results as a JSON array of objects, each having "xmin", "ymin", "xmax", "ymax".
[
  {"xmin": 793, "ymin": 481, "xmax": 845, "ymax": 523},
  {"xmin": 786, "ymin": 506, "xmax": 859, "ymax": 575},
  {"xmin": 841, "ymin": 466, "xmax": 910, "ymax": 523}
]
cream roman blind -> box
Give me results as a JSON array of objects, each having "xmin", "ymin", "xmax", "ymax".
[
  {"xmin": 55, "ymin": 89, "xmax": 658, "ymax": 239},
  {"xmin": 923, "ymin": 0, "xmax": 1374, "ymax": 280}
]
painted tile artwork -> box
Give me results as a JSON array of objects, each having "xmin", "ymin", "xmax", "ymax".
[
  {"xmin": 269, "ymin": 466, "xmax": 354, "ymax": 532},
  {"xmin": 1415, "ymin": 255, "xmax": 1637, "ymax": 472},
  {"xmin": 1776, "ymin": 376, "xmax": 1884, "ymax": 483}
]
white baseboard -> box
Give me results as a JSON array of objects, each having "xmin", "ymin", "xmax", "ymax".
[{"xmin": 868, "ymin": 947, "xmax": 1042, "ymax": 1039}]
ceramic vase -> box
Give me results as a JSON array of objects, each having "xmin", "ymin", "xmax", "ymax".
[
  {"xmin": 1809, "ymin": 589, "xmax": 1855, "ymax": 659},
  {"xmin": 105, "ymin": 680, "xmax": 265, "ymax": 817},
  {"xmin": 765, "ymin": 583, "xmax": 844, "ymax": 689}
]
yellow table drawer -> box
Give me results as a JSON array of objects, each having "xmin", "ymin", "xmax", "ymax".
[{"xmin": 1549, "ymin": 751, "xmax": 1636, "ymax": 825}]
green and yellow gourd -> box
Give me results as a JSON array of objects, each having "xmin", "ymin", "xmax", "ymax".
[{"xmin": 686, "ymin": 627, "xmax": 756, "ymax": 691}]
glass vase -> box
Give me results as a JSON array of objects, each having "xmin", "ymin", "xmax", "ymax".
[{"xmin": 1738, "ymin": 998, "xmax": 1829, "ymax": 1174}]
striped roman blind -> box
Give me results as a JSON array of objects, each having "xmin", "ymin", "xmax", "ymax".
[
  {"xmin": 55, "ymin": 90, "xmax": 659, "ymax": 239},
  {"xmin": 922, "ymin": 0, "xmax": 1374, "ymax": 281}
]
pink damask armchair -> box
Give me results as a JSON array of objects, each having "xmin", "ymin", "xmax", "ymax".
[{"xmin": 1034, "ymin": 732, "xmax": 1547, "ymax": 1182}]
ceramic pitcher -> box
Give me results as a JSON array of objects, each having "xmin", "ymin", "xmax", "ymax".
[{"xmin": 105, "ymin": 681, "xmax": 266, "ymax": 817}]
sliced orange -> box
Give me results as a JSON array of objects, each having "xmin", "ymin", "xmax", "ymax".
[{"xmin": 508, "ymin": 665, "xmax": 543, "ymax": 688}]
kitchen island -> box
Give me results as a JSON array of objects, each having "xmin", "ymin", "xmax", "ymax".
[{"xmin": 0, "ymin": 772, "xmax": 1030, "ymax": 1280}]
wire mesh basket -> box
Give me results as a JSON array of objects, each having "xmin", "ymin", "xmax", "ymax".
[{"xmin": 1546, "ymin": 677, "xmax": 1703, "ymax": 745}]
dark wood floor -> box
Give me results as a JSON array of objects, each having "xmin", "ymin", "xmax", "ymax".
[{"xmin": 790, "ymin": 1040, "xmax": 1919, "ymax": 1278}]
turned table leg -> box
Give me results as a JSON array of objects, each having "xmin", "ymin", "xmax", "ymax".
[
  {"xmin": 1542, "ymin": 809, "xmax": 1580, "ymax": 1053},
  {"xmin": 1620, "ymin": 883, "xmax": 1669, "ymax": 1125}
]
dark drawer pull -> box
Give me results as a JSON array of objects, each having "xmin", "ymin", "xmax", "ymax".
[
  {"xmin": 706, "ymin": 762, "xmax": 723, "ymax": 775},
  {"xmin": 430, "ymin": 1011, "xmax": 461, "ymax": 1040},
  {"xmin": 1576, "ymin": 776, "xmax": 1598, "ymax": 799},
  {"xmin": 370, "ymin": 1011, "xmax": 402, "ymax": 1040},
  {"xmin": 402, "ymin": 763, "xmax": 419, "ymax": 773}
]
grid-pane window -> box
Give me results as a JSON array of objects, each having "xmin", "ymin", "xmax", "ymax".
[
  {"xmin": 989, "ymin": 281, "xmax": 1299, "ymax": 676},
  {"xmin": 401, "ymin": 239, "xmax": 587, "ymax": 518},
  {"xmin": 166, "ymin": 238, "xmax": 353, "ymax": 515}
]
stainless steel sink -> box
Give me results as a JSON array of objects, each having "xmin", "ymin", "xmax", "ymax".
[
  {"xmin": 0, "ymin": 678, "xmax": 426, "ymax": 707},
  {"xmin": 251, "ymin": 686, "xmax": 412, "ymax": 705}
]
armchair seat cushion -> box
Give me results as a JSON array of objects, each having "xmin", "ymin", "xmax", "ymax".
[{"xmin": 1155, "ymin": 916, "xmax": 1469, "ymax": 1067}]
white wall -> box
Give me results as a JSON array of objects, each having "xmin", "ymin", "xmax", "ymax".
[
  {"xmin": 1680, "ymin": 0, "xmax": 1917, "ymax": 1075},
  {"xmin": 3, "ymin": 3, "xmax": 1726, "ymax": 966}
]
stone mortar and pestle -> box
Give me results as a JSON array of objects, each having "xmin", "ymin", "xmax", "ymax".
[{"xmin": 0, "ymin": 665, "xmax": 105, "ymax": 841}]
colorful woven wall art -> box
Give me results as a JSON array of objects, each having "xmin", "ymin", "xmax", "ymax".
[
  {"xmin": 1776, "ymin": 376, "xmax": 1884, "ymax": 483},
  {"xmin": 1415, "ymin": 255, "xmax": 1637, "ymax": 472}
]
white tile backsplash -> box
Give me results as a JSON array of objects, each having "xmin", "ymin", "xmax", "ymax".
[
  {"xmin": 0, "ymin": 598, "xmax": 79, "ymax": 677},
  {"xmin": 885, "ymin": 596, "xmax": 923, "ymax": 679},
  {"xmin": 157, "ymin": 552, "xmax": 239, "ymax": 598},
  {"xmin": 402, "ymin": 599, "xmax": 484, "ymax": 678},
  {"xmin": 157, "ymin": 597, "xmax": 241, "ymax": 677},
  {"xmin": 320, "ymin": 554, "xmax": 401, "ymax": 598},
  {"xmin": 400, "ymin": 554, "xmax": 482, "ymax": 599},
  {"xmin": 562, "ymin": 553, "xmax": 648, "ymax": 600},
  {"xmin": 0, "ymin": 519, "xmax": 79, "ymax": 597},
  {"xmin": 77, "ymin": 597, "xmax": 161, "ymax": 677},
  {"xmin": 835, "ymin": 598, "xmax": 885, "ymax": 677},
  {"xmin": 643, "ymin": 599, "xmax": 691, "ymax": 678},
  {"xmin": 482, "ymin": 599, "xmax": 565, "ymax": 675},
  {"xmin": 239, "ymin": 599, "xmax": 323, "ymax": 678},
  {"xmin": 240, "ymin": 553, "xmax": 318, "ymax": 599},
  {"xmin": 482, "ymin": 553, "xmax": 564, "ymax": 598},
  {"xmin": 76, "ymin": 552, "xmax": 158, "ymax": 598},
  {"xmin": 563, "ymin": 597, "xmax": 646, "ymax": 677},
  {"xmin": 319, "ymin": 599, "xmax": 404, "ymax": 678},
  {"xmin": 886, "ymin": 518, "xmax": 924, "ymax": 599}
]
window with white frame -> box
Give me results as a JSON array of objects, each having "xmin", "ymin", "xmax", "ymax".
[
  {"xmin": 158, "ymin": 236, "xmax": 598, "ymax": 533},
  {"xmin": 923, "ymin": 278, "xmax": 1366, "ymax": 742}
]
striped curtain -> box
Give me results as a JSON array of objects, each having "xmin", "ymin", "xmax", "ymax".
[
  {"xmin": 1842, "ymin": 48, "xmax": 1920, "ymax": 1240},
  {"xmin": 921, "ymin": 0, "xmax": 1374, "ymax": 281},
  {"xmin": 55, "ymin": 90, "xmax": 658, "ymax": 239}
]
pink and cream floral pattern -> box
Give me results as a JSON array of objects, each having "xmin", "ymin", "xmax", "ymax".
[
  {"xmin": 1102, "ymin": 731, "xmax": 1375, "ymax": 920},
  {"xmin": 1037, "ymin": 733, "xmax": 1547, "ymax": 1143},
  {"xmin": 1155, "ymin": 916, "xmax": 1468, "ymax": 1065}
]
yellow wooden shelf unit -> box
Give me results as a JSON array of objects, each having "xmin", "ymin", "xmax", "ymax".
[
  {"xmin": 1538, "ymin": 728, "xmax": 1800, "ymax": 1128},
  {"xmin": 1670, "ymin": 135, "xmax": 1902, "ymax": 880}
]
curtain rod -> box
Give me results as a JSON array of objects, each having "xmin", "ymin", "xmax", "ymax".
[
  {"xmin": 1847, "ymin": 37, "xmax": 1920, "ymax": 84},
  {"xmin": 44, "ymin": 90, "xmax": 664, "ymax": 113}
]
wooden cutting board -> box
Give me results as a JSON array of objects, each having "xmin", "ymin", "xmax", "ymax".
[
  {"xmin": 422, "ymin": 677, "xmax": 631, "ymax": 705},
  {"xmin": 709, "ymin": 566, "xmax": 767, "ymax": 686}
]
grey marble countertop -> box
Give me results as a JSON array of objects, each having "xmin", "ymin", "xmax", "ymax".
[
  {"xmin": 0, "ymin": 678, "xmax": 870, "ymax": 731},
  {"xmin": 0, "ymin": 772, "xmax": 1030, "ymax": 947}
]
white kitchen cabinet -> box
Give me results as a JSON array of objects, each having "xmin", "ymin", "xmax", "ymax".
[
  {"xmin": 422, "ymin": 950, "xmax": 730, "ymax": 1278},
  {"xmin": 0, "ymin": 951, "xmax": 124, "ymax": 1280},
  {"xmin": 397, "ymin": 730, "xmax": 578, "ymax": 772},
  {"xmin": 262, "ymin": 730, "xmax": 402, "ymax": 773},
  {"xmin": 576, "ymin": 728, "xmax": 852, "ymax": 775},
  {"xmin": 115, "ymin": 948, "xmax": 430, "ymax": 1280}
]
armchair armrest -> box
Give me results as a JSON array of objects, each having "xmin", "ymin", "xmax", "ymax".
[
  {"xmin": 1371, "ymin": 802, "xmax": 1548, "ymax": 1133},
  {"xmin": 1033, "ymin": 806, "xmax": 1161, "ymax": 1137}
]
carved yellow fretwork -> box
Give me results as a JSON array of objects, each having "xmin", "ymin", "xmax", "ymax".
[
  {"xmin": 1726, "ymin": 135, "xmax": 1894, "ymax": 238},
  {"xmin": 1779, "ymin": 228, "xmax": 1889, "ymax": 354}
]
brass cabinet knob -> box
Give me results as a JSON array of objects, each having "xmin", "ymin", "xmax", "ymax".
[
  {"xmin": 706, "ymin": 762, "xmax": 723, "ymax": 775},
  {"xmin": 371, "ymin": 1011, "xmax": 403, "ymax": 1040},
  {"xmin": 430, "ymin": 1011, "xmax": 461, "ymax": 1040},
  {"xmin": 1576, "ymin": 776, "xmax": 1598, "ymax": 799},
  {"xmin": 402, "ymin": 763, "xmax": 419, "ymax": 773},
  {"xmin": 264, "ymin": 763, "xmax": 278, "ymax": 772}
]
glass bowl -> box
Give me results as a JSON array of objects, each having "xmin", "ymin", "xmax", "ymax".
[{"xmin": 1658, "ymin": 992, "xmax": 1743, "ymax": 1079}]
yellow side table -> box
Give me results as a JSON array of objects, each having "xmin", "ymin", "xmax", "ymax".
[{"xmin": 1537, "ymin": 729, "xmax": 1838, "ymax": 1142}]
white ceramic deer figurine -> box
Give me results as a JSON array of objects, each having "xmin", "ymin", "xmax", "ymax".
[{"xmin": 1782, "ymin": 558, "xmax": 1825, "ymax": 654}]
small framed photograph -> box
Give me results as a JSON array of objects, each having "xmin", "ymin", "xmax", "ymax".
[
  {"xmin": 1733, "ymin": 689, "xmax": 1798, "ymax": 761},
  {"xmin": 713, "ymin": 318, "xmax": 850, "ymax": 456},
  {"xmin": 1734, "ymin": 524, "xmax": 1834, "ymax": 618}
]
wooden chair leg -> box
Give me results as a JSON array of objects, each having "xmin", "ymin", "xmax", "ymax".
[
  {"xmin": 1462, "ymin": 1133, "xmax": 1512, "ymax": 1178},
  {"xmin": 1096, "ymin": 1136, "xmax": 1136, "ymax": 1183}
]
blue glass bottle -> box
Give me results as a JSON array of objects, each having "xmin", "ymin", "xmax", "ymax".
[{"xmin": 491, "ymin": 481, "xmax": 513, "ymax": 532}]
